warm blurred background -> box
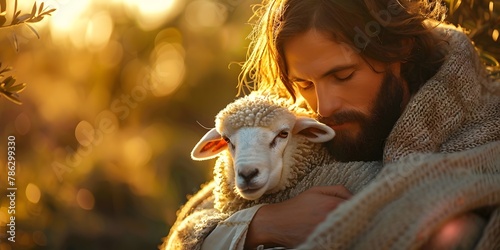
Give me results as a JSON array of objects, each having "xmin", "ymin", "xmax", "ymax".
[
  {"xmin": 0, "ymin": 0, "xmax": 498, "ymax": 249},
  {"xmin": 0, "ymin": 0, "xmax": 259, "ymax": 249}
]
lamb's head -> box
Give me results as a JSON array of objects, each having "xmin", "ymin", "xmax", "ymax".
[{"xmin": 191, "ymin": 93, "xmax": 335, "ymax": 200}]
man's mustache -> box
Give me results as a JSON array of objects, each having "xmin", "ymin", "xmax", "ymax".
[{"xmin": 318, "ymin": 110, "xmax": 368, "ymax": 126}]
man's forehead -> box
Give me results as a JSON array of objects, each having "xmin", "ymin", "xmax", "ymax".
[{"xmin": 284, "ymin": 30, "xmax": 359, "ymax": 77}]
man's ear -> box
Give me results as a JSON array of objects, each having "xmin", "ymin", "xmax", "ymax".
[
  {"xmin": 191, "ymin": 128, "xmax": 228, "ymax": 160},
  {"xmin": 292, "ymin": 117, "xmax": 335, "ymax": 143}
]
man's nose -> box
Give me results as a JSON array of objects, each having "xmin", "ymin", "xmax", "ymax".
[{"xmin": 315, "ymin": 85, "xmax": 342, "ymax": 117}]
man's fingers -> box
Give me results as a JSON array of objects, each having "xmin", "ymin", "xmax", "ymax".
[{"xmin": 310, "ymin": 185, "xmax": 353, "ymax": 199}]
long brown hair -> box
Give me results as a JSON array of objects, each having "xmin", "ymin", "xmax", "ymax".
[{"xmin": 238, "ymin": 0, "xmax": 448, "ymax": 99}]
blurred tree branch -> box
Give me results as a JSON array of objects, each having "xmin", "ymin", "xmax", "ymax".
[
  {"xmin": 0, "ymin": 63, "xmax": 26, "ymax": 105},
  {"xmin": 0, "ymin": 0, "xmax": 55, "ymax": 105},
  {"xmin": 445, "ymin": 0, "xmax": 500, "ymax": 78}
]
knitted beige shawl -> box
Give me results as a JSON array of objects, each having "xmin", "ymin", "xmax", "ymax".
[{"xmin": 163, "ymin": 26, "xmax": 500, "ymax": 250}]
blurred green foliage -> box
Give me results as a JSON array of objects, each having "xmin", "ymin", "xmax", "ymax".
[{"xmin": 0, "ymin": 1, "xmax": 498, "ymax": 250}]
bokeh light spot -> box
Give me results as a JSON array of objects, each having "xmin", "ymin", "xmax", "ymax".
[
  {"xmin": 123, "ymin": 136, "xmax": 152, "ymax": 168},
  {"xmin": 76, "ymin": 188, "xmax": 95, "ymax": 210},
  {"xmin": 15, "ymin": 113, "xmax": 31, "ymax": 135},
  {"xmin": 75, "ymin": 120, "xmax": 95, "ymax": 147},
  {"xmin": 155, "ymin": 28, "xmax": 183, "ymax": 46},
  {"xmin": 492, "ymin": 29, "xmax": 499, "ymax": 42},
  {"xmin": 150, "ymin": 43, "xmax": 185, "ymax": 96},
  {"xmin": 26, "ymin": 183, "xmax": 41, "ymax": 204},
  {"xmin": 185, "ymin": 0, "xmax": 227, "ymax": 30},
  {"xmin": 86, "ymin": 11, "xmax": 114, "ymax": 50}
]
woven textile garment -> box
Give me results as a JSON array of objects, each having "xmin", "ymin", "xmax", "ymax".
[
  {"xmin": 163, "ymin": 25, "xmax": 500, "ymax": 250},
  {"xmin": 297, "ymin": 24, "xmax": 500, "ymax": 249}
]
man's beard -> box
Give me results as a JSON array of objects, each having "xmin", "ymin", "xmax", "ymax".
[{"xmin": 319, "ymin": 72, "xmax": 404, "ymax": 162}]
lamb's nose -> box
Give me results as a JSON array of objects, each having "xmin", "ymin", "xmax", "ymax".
[{"xmin": 238, "ymin": 169, "xmax": 259, "ymax": 184}]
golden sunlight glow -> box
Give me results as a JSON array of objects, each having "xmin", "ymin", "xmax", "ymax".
[
  {"xmin": 149, "ymin": 42, "xmax": 185, "ymax": 96},
  {"xmin": 26, "ymin": 183, "xmax": 42, "ymax": 204},
  {"xmin": 184, "ymin": 0, "xmax": 228, "ymax": 30},
  {"xmin": 98, "ymin": 40, "xmax": 124, "ymax": 68},
  {"xmin": 34, "ymin": 80, "xmax": 80, "ymax": 122},
  {"xmin": 43, "ymin": 0, "xmax": 187, "ymax": 48},
  {"xmin": 123, "ymin": 136, "xmax": 152, "ymax": 168},
  {"xmin": 122, "ymin": 0, "xmax": 185, "ymax": 31},
  {"xmin": 48, "ymin": 0, "xmax": 92, "ymax": 42},
  {"xmin": 85, "ymin": 11, "xmax": 113, "ymax": 50}
]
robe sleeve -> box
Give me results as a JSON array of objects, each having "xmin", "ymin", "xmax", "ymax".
[
  {"xmin": 162, "ymin": 181, "xmax": 266, "ymax": 250},
  {"xmin": 201, "ymin": 204, "xmax": 266, "ymax": 250}
]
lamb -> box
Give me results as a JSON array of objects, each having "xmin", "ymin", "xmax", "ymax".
[{"xmin": 191, "ymin": 91, "xmax": 382, "ymax": 214}]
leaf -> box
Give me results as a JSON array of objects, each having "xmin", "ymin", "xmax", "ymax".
[
  {"xmin": 12, "ymin": 32, "xmax": 18, "ymax": 52},
  {"xmin": 40, "ymin": 8, "xmax": 56, "ymax": 16},
  {"xmin": 16, "ymin": 13, "xmax": 32, "ymax": 23},
  {"xmin": 0, "ymin": 66, "xmax": 12, "ymax": 75},
  {"xmin": 11, "ymin": 10, "xmax": 21, "ymax": 25},
  {"xmin": 28, "ymin": 16, "xmax": 44, "ymax": 23},
  {"xmin": 3, "ymin": 76, "xmax": 15, "ymax": 87},
  {"xmin": 31, "ymin": 2, "xmax": 37, "ymax": 17},
  {"xmin": 0, "ymin": 91, "xmax": 22, "ymax": 105},
  {"xmin": 26, "ymin": 24, "xmax": 40, "ymax": 39},
  {"xmin": 39, "ymin": 2, "xmax": 44, "ymax": 14},
  {"xmin": 8, "ymin": 82, "xmax": 26, "ymax": 93},
  {"xmin": 12, "ymin": 0, "xmax": 18, "ymax": 22}
]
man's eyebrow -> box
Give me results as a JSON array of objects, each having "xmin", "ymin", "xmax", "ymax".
[{"xmin": 289, "ymin": 63, "xmax": 357, "ymax": 82}]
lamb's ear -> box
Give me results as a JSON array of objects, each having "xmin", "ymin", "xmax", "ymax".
[
  {"xmin": 292, "ymin": 117, "xmax": 335, "ymax": 143},
  {"xmin": 191, "ymin": 128, "xmax": 228, "ymax": 161}
]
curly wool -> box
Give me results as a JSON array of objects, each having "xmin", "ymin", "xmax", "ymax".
[{"xmin": 215, "ymin": 92, "xmax": 313, "ymax": 136}]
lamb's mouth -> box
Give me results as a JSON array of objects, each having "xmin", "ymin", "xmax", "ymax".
[
  {"xmin": 239, "ymin": 187, "xmax": 261, "ymax": 194},
  {"xmin": 238, "ymin": 183, "xmax": 265, "ymax": 194}
]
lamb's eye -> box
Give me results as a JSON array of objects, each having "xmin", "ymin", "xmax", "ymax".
[
  {"xmin": 270, "ymin": 130, "xmax": 289, "ymax": 148},
  {"xmin": 278, "ymin": 131, "xmax": 289, "ymax": 138},
  {"xmin": 222, "ymin": 136, "xmax": 235, "ymax": 150}
]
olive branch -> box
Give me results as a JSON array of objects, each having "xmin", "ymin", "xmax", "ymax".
[
  {"xmin": 1, "ymin": 0, "xmax": 56, "ymax": 49},
  {"xmin": 0, "ymin": 63, "xmax": 26, "ymax": 105},
  {"xmin": 0, "ymin": 0, "xmax": 55, "ymax": 105}
]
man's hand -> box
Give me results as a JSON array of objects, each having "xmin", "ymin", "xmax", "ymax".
[{"xmin": 244, "ymin": 185, "xmax": 352, "ymax": 249}]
